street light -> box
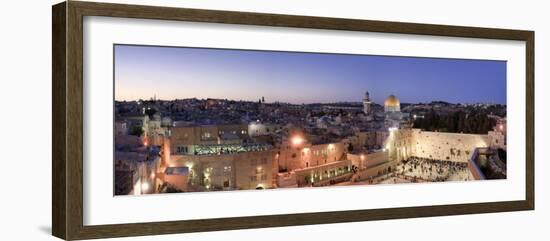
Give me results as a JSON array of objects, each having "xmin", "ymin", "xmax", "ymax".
[
  {"xmin": 291, "ymin": 136, "xmax": 304, "ymax": 146},
  {"xmin": 141, "ymin": 182, "xmax": 150, "ymax": 194}
]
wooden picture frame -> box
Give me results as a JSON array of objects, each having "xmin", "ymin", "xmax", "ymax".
[{"xmin": 52, "ymin": 1, "xmax": 534, "ymax": 240}]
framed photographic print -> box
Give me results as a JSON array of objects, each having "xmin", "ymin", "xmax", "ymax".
[{"xmin": 52, "ymin": 1, "xmax": 534, "ymax": 240}]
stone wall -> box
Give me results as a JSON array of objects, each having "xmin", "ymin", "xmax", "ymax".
[{"xmin": 405, "ymin": 129, "xmax": 490, "ymax": 162}]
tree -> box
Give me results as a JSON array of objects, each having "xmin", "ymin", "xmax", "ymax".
[
  {"xmin": 130, "ymin": 126, "xmax": 144, "ymax": 136},
  {"xmin": 413, "ymin": 110, "xmax": 495, "ymax": 134},
  {"xmin": 145, "ymin": 108, "xmax": 157, "ymax": 117}
]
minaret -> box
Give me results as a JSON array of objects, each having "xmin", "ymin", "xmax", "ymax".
[{"xmin": 363, "ymin": 91, "xmax": 372, "ymax": 114}]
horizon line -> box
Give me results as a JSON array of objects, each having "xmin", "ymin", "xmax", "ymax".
[{"xmin": 114, "ymin": 98, "xmax": 507, "ymax": 105}]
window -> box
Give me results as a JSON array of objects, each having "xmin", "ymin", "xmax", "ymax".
[
  {"xmin": 223, "ymin": 166, "xmax": 232, "ymax": 173},
  {"xmin": 176, "ymin": 146, "xmax": 188, "ymax": 154},
  {"xmin": 253, "ymin": 168, "xmax": 266, "ymax": 182}
]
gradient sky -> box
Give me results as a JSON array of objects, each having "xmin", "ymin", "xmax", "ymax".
[{"xmin": 114, "ymin": 44, "xmax": 506, "ymax": 105}]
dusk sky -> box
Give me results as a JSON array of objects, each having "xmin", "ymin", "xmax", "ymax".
[{"xmin": 114, "ymin": 44, "xmax": 506, "ymax": 105}]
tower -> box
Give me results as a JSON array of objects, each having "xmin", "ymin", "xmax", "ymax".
[{"xmin": 363, "ymin": 91, "xmax": 372, "ymax": 114}]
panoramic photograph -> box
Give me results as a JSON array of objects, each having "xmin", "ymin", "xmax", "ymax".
[{"xmin": 113, "ymin": 44, "xmax": 507, "ymax": 196}]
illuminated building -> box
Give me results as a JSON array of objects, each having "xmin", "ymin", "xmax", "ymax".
[
  {"xmin": 384, "ymin": 94, "xmax": 401, "ymax": 112},
  {"xmin": 169, "ymin": 150, "xmax": 276, "ymax": 191},
  {"xmin": 170, "ymin": 124, "xmax": 250, "ymax": 155},
  {"xmin": 168, "ymin": 123, "xmax": 275, "ymax": 191},
  {"xmin": 383, "ymin": 94, "xmax": 405, "ymax": 128}
]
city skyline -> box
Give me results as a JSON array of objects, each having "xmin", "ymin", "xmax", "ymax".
[{"xmin": 114, "ymin": 44, "xmax": 507, "ymax": 105}]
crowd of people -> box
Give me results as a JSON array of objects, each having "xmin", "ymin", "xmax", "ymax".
[
  {"xmin": 395, "ymin": 157, "xmax": 471, "ymax": 182},
  {"xmin": 369, "ymin": 156, "xmax": 472, "ymax": 185}
]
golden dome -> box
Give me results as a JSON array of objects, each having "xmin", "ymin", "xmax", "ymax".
[{"xmin": 384, "ymin": 95, "xmax": 400, "ymax": 107}]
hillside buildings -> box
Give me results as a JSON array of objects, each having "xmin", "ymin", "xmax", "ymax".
[{"xmin": 114, "ymin": 91, "xmax": 507, "ymax": 195}]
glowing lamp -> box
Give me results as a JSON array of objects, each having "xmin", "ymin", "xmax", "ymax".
[
  {"xmin": 141, "ymin": 182, "xmax": 150, "ymax": 192},
  {"xmin": 291, "ymin": 136, "xmax": 304, "ymax": 146}
]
